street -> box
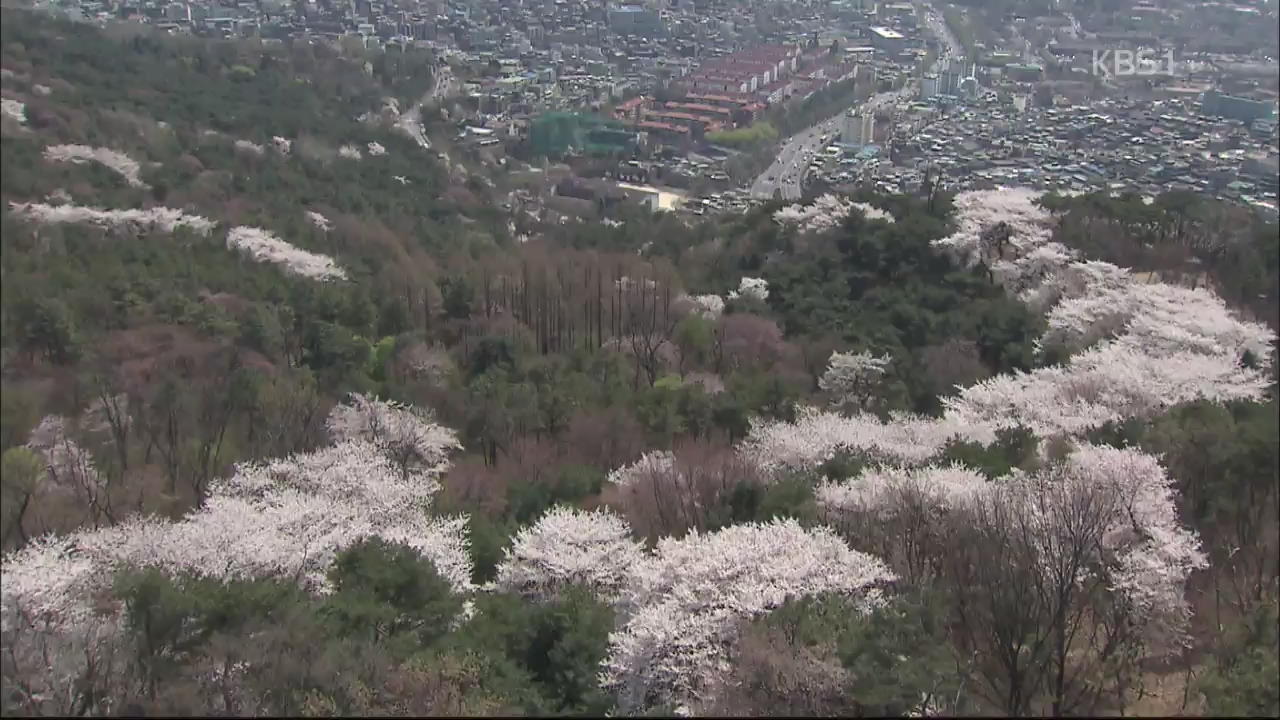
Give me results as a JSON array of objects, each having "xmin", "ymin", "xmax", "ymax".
[{"xmin": 748, "ymin": 2, "xmax": 961, "ymax": 201}]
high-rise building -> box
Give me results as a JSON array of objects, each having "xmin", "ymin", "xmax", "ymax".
[{"xmin": 842, "ymin": 110, "xmax": 875, "ymax": 146}]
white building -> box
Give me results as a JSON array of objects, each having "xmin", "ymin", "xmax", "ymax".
[{"xmin": 842, "ymin": 110, "xmax": 876, "ymax": 147}]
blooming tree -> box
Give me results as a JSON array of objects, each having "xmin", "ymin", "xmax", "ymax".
[
  {"xmin": 305, "ymin": 210, "xmax": 333, "ymax": 232},
  {"xmin": 943, "ymin": 340, "xmax": 1272, "ymax": 437},
  {"xmin": 338, "ymin": 144, "xmax": 362, "ymax": 160},
  {"xmin": 2, "ymin": 97, "xmax": 25, "ymax": 124},
  {"xmin": 233, "ymin": 138, "xmax": 265, "ymax": 155},
  {"xmin": 772, "ymin": 194, "xmax": 893, "ymax": 232},
  {"xmin": 493, "ymin": 506, "xmax": 644, "ymax": 602},
  {"xmin": 815, "ymin": 464, "xmax": 990, "ymax": 517},
  {"xmin": 727, "ymin": 276, "xmax": 769, "ymax": 302},
  {"xmin": 1040, "ymin": 276, "xmax": 1274, "ymax": 362},
  {"xmin": 2, "ymin": 437, "xmax": 472, "ymax": 641},
  {"xmin": 600, "ymin": 519, "xmax": 895, "ymax": 714},
  {"xmin": 1055, "ymin": 443, "xmax": 1208, "ymax": 642},
  {"xmin": 818, "ymin": 350, "xmax": 891, "ymax": 411},
  {"xmin": 606, "ymin": 450, "xmax": 676, "ymax": 489},
  {"xmin": 325, "ymin": 393, "xmax": 462, "ymax": 477},
  {"xmin": 225, "ymin": 226, "xmax": 347, "ymax": 281},
  {"xmin": 366, "ymin": 141, "xmax": 387, "ymax": 156},
  {"xmin": 41, "ymin": 145, "xmax": 147, "ymax": 188},
  {"xmin": 850, "ymin": 202, "xmax": 896, "ymax": 224},
  {"xmin": 740, "ymin": 406, "xmax": 995, "ymax": 474},
  {"xmin": 8, "ymin": 202, "xmax": 216, "ymax": 236},
  {"xmin": 24, "ymin": 416, "xmax": 110, "ymax": 527},
  {"xmin": 676, "ymin": 294, "xmax": 725, "ymax": 320},
  {"xmin": 816, "ymin": 442, "xmax": 1207, "ymax": 646}
]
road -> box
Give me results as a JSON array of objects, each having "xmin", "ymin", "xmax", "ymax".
[
  {"xmin": 748, "ymin": 4, "xmax": 960, "ymax": 201},
  {"xmin": 396, "ymin": 63, "xmax": 456, "ymax": 151}
]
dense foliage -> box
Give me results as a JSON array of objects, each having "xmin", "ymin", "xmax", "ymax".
[{"xmin": 2, "ymin": 10, "xmax": 1277, "ymax": 718}]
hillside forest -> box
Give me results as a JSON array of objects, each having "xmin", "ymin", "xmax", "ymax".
[{"xmin": 1, "ymin": 10, "xmax": 1278, "ymax": 718}]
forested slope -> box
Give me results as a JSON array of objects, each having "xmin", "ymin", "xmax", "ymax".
[{"xmin": 1, "ymin": 10, "xmax": 1277, "ymax": 718}]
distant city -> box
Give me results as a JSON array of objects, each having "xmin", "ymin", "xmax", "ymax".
[{"xmin": 36, "ymin": 0, "xmax": 1279, "ymax": 219}]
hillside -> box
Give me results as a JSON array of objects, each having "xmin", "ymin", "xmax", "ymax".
[{"xmin": 2, "ymin": 10, "xmax": 1278, "ymax": 718}]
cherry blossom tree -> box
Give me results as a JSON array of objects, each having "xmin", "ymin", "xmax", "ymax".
[
  {"xmin": 8, "ymin": 202, "xmax": 216, "ymax": 236},
  {"xmin": 818, "ymin": 350, "xmax": 891, "ymax": 411},
  {"xmin": 772, "ymin": 195, "xmax": 893, "ymax": 232},
  {"xmin": 943, "ymin": 340, "xmax": 1272, "ymax": 438},
  {"xmin": 606, "ymin": 450, "xmax": 676, "ymax": 490},
  {"xmin": 493, "ymin": 505, "xmax": 644, "ymax": 602},
  {"xmin": 305, "ymin": 210, "xmax": 333, "ymax": 232},
  {"xmin": 1040, "ymin": 276, "xmax": 1274, "ymax": 361},
  {"xmin": 1, "ymin": 97, "xmax": 26, "ymax": 124},
  {"xmin": 226, "ymin": 226, "xmax": 347, "ymax": 281},
  {"xmin": 600, "ymin": 519, "xmax": 895, "ymax": 714},
  {"xmin": 2, "ymin": 437, "xmax": 472, "ymax": 639},
  {"xmin": 42, "ymin": 145, "xmax": 147, "ymax": 188},
  {"xmin": 233, "ymin": 138, "xmax": 265, "ymax": 155},
  {"xmin": 815, "ymin": 443, "xmax": 1208, "ymax": 715},
  {"xmin": 727, "ymin": 277, "xmax": 769, "ymax": 302},
  {"xmin": 740, "ymin": 406, "xmax": 995, "ymax": 474},
  {"xmin": 325, "ymin": 393, "xmax": 462, "ymax": 478},
  {"xmin": 674, "ymin": 294, "xmax": 725, "ymax": 320},
  {"xmin": 773, "ymin": 194, "xmax": 855, "ymax": 232},
  {"xmin": 25, "ymin": 416, "xmax": 112, "ymax": 528}
]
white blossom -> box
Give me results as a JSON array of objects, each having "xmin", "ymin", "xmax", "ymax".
[
  {"xmin": 816, "ymin": 443, "xmax": 1207, "ymax": 646},
  {"xmin": 225, "ymin": 226, "xmax": 347, "ymax": 281},
  {"xmin": 727, "ymin": 276, "xmax": 768, "ymax": 302},
  {"xmin": 2, "ymin": 438, "xmax": 472, "ymax": 637},
  {"xmin": 2, "ymin": 97, "xmax": 25, "ymax": 124},
  {"xmin": 1058, "ymin": 444, "xmax": 1208, "ymax": 639},
  {"xmin": 601, "ymin": 520, "xmax": 895, "ymax": 713},
  {"xmin": 366, "ymin": 141, "xmax": 387, "ymax": 156},
  {"xmin": 1041, "ymin": 276, "xmax": 1274, "ymax": 362},
  {"xmin": 233, "ymin": 138, "xmax": 265, "ymax": 156},
  {"xmin": 850, "ymin": 202, "xmax": 896, "ymax": 223},
  {"xmin": 8, "ymin": 202, "xmax": 215, "ymax": 236},
  {"xmin": 24, "ymin": 416, "xmax": 106, "ymax": 500},
  {"xmin": 42, "ymin": 145, "xmax": 147, "ymax": 188},
  {"xmin": 606, "ymin": 450, "xmax": 676, "ymax": 489},
  {"xmin": 305, "ymin": 210, "xmax": 333, "ymax": 232},
  {"xmin": 325, "ymin": 393, "xmax": 462, "ymax": 475},
  {"xmin": 932, "ymin": 187, "xmax": 1055, "ymax": 276},
  {"xmin": 943, "ymin": 340, "xmax": 1271, "ymax": 438},
  {"xmin": 494, "ymin": 506, "xmax": 644, "ymax": 602},
  {"xmin": 815, "ymin": 464, "xmax": 989, "ymax": 515},
  {"xmin": 338, "ymin": 144, "xmax": 362, "ymax": 160},
  {"xmin": 773, "ymin": 195, "xmax": 896, "ymax": 232},
  {"xmin": 676, "ymin": 294, "xmax": 725, "ymax": 320},
  {"xmin": 740, "ymin": 406, "xmax": 995, "ymax": 474},
  {"xmin": 819, "ymin": 350, "xmax": 891, "ymax": 410}
]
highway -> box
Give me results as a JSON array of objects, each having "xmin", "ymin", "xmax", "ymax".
[{"xmin": 749, "ymin": 3, "xmax": 961, "ymax": 201}]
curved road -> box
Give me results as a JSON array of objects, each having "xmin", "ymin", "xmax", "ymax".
[{"xmin": 749, "ymin": 2, "xmax": 962, "ymax": 201}]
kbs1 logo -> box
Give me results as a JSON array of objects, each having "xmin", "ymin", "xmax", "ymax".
[{"xmin": 1091, "ymin": 49, "xmax": 1177, "ymax": 78}]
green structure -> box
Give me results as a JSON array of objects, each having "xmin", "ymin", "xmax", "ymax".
[{"xmin": 529, "ymin": 112, "xmax": 638, "ymax": 157}]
